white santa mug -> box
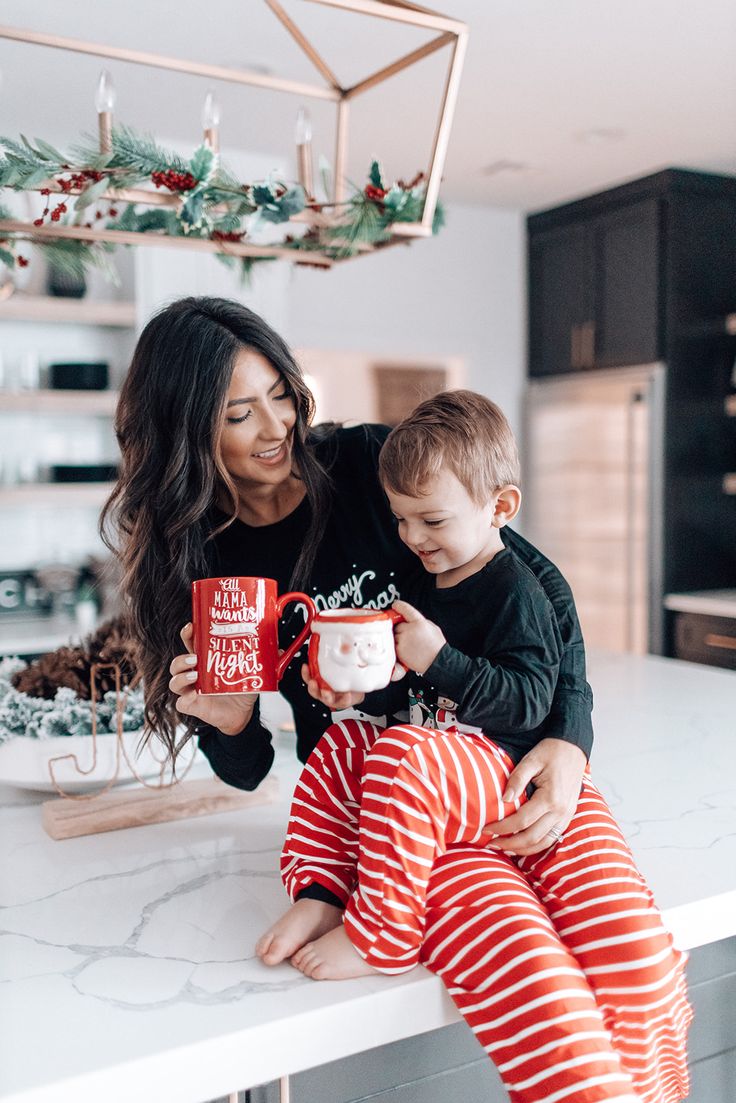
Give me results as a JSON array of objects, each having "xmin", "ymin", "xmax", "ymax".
[{"xmin": 307, "ymin": 607, "xmax": 404, "ymax": 694}]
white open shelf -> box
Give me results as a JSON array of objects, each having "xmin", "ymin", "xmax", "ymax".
[
  {"xmin": 0, "ymin": 482, "xmax": 114, "ymax": 507},
  {"xmin": 0, "ymin": 294, "xmax": 135, "ymax": 327},
  {"xmin": 0, "ymin": 389, "xmax": 119, "ymax": 415}
]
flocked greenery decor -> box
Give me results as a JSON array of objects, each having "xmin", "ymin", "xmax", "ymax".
[
  {"xmin": 0, "ymin": 657, "xmax": 145, "ymax": 743},
  {"xmin": 0, "ymin": 127, "xmax": 444, "ymax": 283},
  {"xmin": 0, "ymin": 618, "xmax": 143, "ymax": 742}
]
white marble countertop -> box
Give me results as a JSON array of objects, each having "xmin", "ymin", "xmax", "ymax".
[
  {"xmin": 1, "ymin": 651, "xmax": 735, "ymax": 1103},
  {"xmin": 663, "ymin": 589, "xmax": 736, "ymax": 618}
]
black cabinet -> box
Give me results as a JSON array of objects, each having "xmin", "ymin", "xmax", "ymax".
[
  {"xmin": 529, "ymin": 223, "xmax": 592, "ymax": 376},
  {"xmin": 529, "ymin": 194, "xmax": 661, "ymax": 375},
  {"xmin": 593, "ymin": 199, "xmax": 660, "ymax": 368},
  {"xmin": 527, "ymin": 168, "xmax": 736, "ymax": 659}
]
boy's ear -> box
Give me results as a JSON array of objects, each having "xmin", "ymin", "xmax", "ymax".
[{"xmin": 491, "ymin": 485, "xmax": 521, "ymax": 528}]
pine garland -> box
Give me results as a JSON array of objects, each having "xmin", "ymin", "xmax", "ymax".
[{"xmin": 0, "ymin": 129, "xmax": 443, "ymax": 281}]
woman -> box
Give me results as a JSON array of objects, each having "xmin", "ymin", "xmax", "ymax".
[
  {"xmin": 103, "ymin": 298, "xmax": 690, "ymax": 1103},
  {"xmin": 103, "ymin": 296, "xmax": 588, "ymax": 845}
]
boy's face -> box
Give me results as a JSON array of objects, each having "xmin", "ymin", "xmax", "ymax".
[{"xmin": 386, "ymin": 470, "xmax": 505, "ymax": 586}]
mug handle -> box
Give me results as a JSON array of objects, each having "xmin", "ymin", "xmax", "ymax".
[
  {"xmin": 386, "ymin": 607, "xmax": 408, "ymax": 676},
  {"xmin": 275, "ymin": 592, "xmax": 317, "ymax": 681}
]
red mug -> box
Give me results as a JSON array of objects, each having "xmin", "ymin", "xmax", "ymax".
[{"xmin": 192, "ymin": 576, "xmax": 315, "ymax": 694}]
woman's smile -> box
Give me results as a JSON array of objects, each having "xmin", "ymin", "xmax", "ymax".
[{"xmin": 252, "ymin": 437, "xmax": 290, "ymax": 465}]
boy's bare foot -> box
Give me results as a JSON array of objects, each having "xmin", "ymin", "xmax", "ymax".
[
  {"xmin": 256, "ymin": 899, "xmax": 343, "ymax": 966},
  {"xmin": 291, "ymin": 924, "xmax": 380, "ymax": 980}
]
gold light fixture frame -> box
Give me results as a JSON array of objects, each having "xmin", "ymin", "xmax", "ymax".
[{"xmin": 0, "ymin": 0, "xmax": 468, "ymax": 269}]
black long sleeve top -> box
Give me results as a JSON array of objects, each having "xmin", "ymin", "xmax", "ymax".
[
  {"xmin": 197, "ymin": 425, "xmax": 593, "ymax": 790},
  {"xmin": 356, "ymin": 547, "xmax": 562, "ymax": 762}
]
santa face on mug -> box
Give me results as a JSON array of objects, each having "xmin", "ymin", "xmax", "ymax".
[{"xmin": 308, "ymin": 610, "xmax": 400, "ymax": 694}]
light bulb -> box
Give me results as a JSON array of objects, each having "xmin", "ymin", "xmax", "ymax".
[
  {"xmin": 295, "ymin": 107, "xmax": 312, "ymax": 146},
  {"xmin": 201, "ymin": 90, "xmax": 222, "ymax": 130},
  {"xmin": 95, "ymin": 69, "xmax": 116, "ymax": 113}
]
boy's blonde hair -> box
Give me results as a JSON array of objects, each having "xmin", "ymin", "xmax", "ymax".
[{"xmin": 379, "ymin": 389, "xmax": 520, "ymax": 504}]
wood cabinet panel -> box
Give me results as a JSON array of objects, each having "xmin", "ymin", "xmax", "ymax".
[{"xmin": 673, "ymin": 611, "xmax": 736, "ymax": 669}]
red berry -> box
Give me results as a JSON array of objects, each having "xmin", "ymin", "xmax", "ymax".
[
  {"xmin": 33, "ymin": 218, "xmax": 44, "ymax": 227},
  {"xmin": 364, "ymin": 184, "xmax": 388, "ymax": 203},
  {"xmin": 17, "ymin": 256, "xmax": 29, "ymax": 267},
  {"xmin": 151, "ymin": 168, "xmax": 197, "ymax": 192}
]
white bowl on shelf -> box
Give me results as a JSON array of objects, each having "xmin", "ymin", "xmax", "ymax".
[{"xmin": 0, "ymin": 729, "xmax": 203, "ymax": 793}]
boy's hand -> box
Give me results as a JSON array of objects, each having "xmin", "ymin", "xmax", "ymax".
[{"xmin": 392, "ymin": 600, "xmax": 445, "ymax": 675}]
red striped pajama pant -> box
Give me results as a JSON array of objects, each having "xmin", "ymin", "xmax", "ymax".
[{"xmin": 281, "ymin": 718, "xmax": 692, "ymax": 1103}]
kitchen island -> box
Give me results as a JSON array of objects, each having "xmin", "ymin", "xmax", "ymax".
[{"xmin": 1, "ymin": 650, "xmax": 735, "ymax": 1103}]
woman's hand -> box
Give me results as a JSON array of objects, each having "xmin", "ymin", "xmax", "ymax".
[
  {"xmin": 169, "ymin": 623, "xmax": 257, "ymax": 735},
  {"xmin": 301, "ymin": 664, "xmax": 365, "ymax": 712},
  {"xmin": 483, "ymin": 738, "xmax": 586, "ymax": 856}
]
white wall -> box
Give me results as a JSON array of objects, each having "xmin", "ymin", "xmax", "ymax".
[
  {"xmin": 285, "ymin": 202, "xmax": 526, "ymax": 436},
  {"xmin": 0, "ymin": 198, "xmax": 526, "ymax": 571}
]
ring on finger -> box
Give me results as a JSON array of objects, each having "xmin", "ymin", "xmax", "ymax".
[{"xmin": 546, "ymin": 824, "xmax": 564, "ymax": 843}]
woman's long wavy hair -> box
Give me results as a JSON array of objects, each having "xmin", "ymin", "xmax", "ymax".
[{"xmin": 101, "ymin": 296, "xmax": 333, "ymax": 759}]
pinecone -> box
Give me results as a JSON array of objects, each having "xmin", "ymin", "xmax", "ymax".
[{"xmin": 11, "ymin": 617, "xmax": 139, "ymax": 700}]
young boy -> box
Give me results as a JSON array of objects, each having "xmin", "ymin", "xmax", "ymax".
[{"xmin": 257, "ymin": 392, "xmax": 691, "ymax": 1103}]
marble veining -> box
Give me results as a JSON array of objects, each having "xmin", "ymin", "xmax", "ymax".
[{"xmin": 1, "ymin": 654, "xmax": 735, "ymax": 1103}]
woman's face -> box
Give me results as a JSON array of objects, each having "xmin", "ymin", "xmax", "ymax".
[{"xmin": 219, "ymin": 348, "xmax": 298, "ymax": 489}]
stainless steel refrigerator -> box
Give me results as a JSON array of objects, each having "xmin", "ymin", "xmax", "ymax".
[{"xmin": 523, "ymin": 364, "xmax": 665, "ymax": 655}]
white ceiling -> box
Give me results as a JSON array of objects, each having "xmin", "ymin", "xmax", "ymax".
[{"xmin": 1, "ymin": 0, "xmax": 735, "ymax": 212}]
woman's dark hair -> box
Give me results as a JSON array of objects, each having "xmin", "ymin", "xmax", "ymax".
[{"xmin": 101, "ymin": 296, "xmax": 332, "ymax": 759}]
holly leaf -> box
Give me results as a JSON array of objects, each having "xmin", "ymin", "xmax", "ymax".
[
  {"xmin": 74, "ymin": 176, "xmax": 110, "ymax": 212},
  {"xmin": 0, "ymin": 246, "xmax": 15, "ymax": 270},
  {"xmin": 179, "ymin": 191, "xmax": 206, "ymax": 232},
  {"xmin": 369, "ymin": 159, "xmax": 385, "ymax": 190},
  {"xmin": 252, "ymin": 184, "xmax": 275, "ymax": 207},
  {"xmin": 189, "ymin": 144, "xmax": 216, "ymax": 184},
  {"xmin": 256, "ymin": 186, "xmax": 306, "ymax": 224},
  {"xmin": 382, "ymin": 185, "xmax": 408, "ymax": 216},
  {"xmin": 277, "ymin": 186, "xmax": 305, "ymax": 218}
]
